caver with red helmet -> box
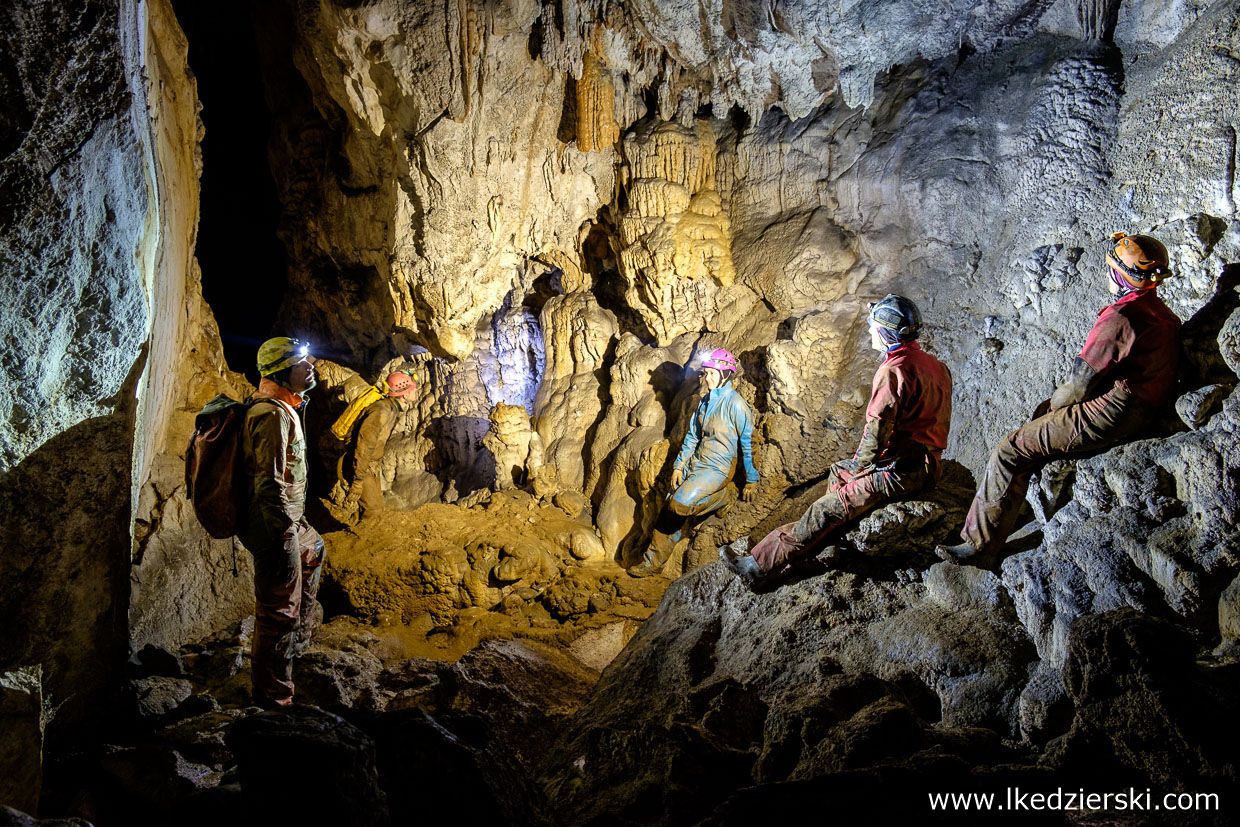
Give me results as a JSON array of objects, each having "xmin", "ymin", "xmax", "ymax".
[{"xmin": 384, "ymin": 371, "xmax": 416, "ymax": 398}]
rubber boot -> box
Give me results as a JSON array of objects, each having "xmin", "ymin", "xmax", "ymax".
[
  {"xmin": 718, "ymin": 545, "xmax": 765, "ymax": 588},
  {"xmin": 935, "ymin": 541, "xmax": 999, "ymax": 571},
  {"xmin": 628, "ymin": 532, "xmax": 677, "ymax": 578}
]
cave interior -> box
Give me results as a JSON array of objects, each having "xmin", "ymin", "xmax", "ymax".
[{"xmin": 2, "ymin": 0, "xmax": 1240, "ymax": 823}]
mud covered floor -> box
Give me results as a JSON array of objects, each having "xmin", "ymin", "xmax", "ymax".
[{"xmin": 318, "ymin": 491, "xmax": 673, "ymax": 668}]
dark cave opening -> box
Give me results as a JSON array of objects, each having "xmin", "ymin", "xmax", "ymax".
[{"xmin": 172, "ymin": 0, "xmax": 287, "ymax": 380}]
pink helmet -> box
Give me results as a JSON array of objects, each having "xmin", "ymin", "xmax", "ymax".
[{"xmin": 701, "ymin": 348, "xmax": 738, "ymax": 373}]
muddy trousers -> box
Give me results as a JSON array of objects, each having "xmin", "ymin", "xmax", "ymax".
[
  {"xmin": 752, "ymin": 463, "xmax": 935, "ymax": 573},
  {"xmin": 961, "ymin": 387, "xmax": 1146, "ymax": 558},
  {"xmin": 251, "ymin": 523, "xmax": 326, "ymax": 708},
  {"xmin": 640, "ymin": 472, "xmax": 738, "ymax": 568}
]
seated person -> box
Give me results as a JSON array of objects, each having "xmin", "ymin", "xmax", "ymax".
[
  {"xmin": 723, "ymin": 295, "xmax": 951, "ymax": 587},
  {"xmin": 939, "ymin": 232, "xmax": 1180, "ymax": 570}
]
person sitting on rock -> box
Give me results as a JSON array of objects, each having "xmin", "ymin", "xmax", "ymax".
[
  {"xmin": 333, "ymin": 369, "xmax": 418, "ymax": 523},
  {"xmin": 938, "ymin": 232, "xmax": 1181, "ymax": 571},
  {"xmin": 628, "ymin": 349, "xmax": 759, "ymax": 578},
  {"xmin": 722, "ymin": 295, "xmax": 952, "ymax": 588}
]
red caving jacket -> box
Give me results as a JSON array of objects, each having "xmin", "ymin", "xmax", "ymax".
[
  {"xmin": 865, "ymin": 340, "xmax": 953, "ymax": 464},
  {"xmin": 1078, "ymin": 289, "xmax": 1181, "ymax": 407}
]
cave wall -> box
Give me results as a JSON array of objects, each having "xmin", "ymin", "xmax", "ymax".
[
  {"xmin": 126, "ymin": 0, "xmax": 256, "ymax": 657},
  {"xmin": 0, "ymin": 0, "xmax": 1237, "ymax": 794},
  {"xmin": 0, "ymin": 0, "xmax": 149, "ymax": 752},
  {"xmin": 0, "ymin": 0, "xmax": 235, "ymax": 759}
]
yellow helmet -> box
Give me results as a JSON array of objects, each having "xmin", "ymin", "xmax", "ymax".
[
  {"xmin": 257, "ymin": 337, "xmax": 311, "ymax": 377},
  {"xmin": 1104, "ymin": 232, "xmax": 1173, "ymax": 289}
]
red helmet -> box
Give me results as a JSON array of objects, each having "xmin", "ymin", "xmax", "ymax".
[
  {"xmin": 385, "ymin": 372, "xmax": 415, "ymax": 398},
  {"xmin": 701, "ymin": 348, "xmax": 738, "ymax": 373}
]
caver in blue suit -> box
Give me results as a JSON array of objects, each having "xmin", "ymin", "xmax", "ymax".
[{"xmin": 629, "ymin": 350, "xmax": 758, "ymax": 578}]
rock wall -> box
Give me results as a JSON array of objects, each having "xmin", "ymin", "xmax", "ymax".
[
  {"xmin": 0, "ymin": 0, "xmax": 149, "ymax": 750},
  {"xmin": 127, "ymin": 0, "xmax": 255, "ymax": 657},
  {"xmin": 0, "ymin": 0, "xmax": 233, "ymax": 753}
]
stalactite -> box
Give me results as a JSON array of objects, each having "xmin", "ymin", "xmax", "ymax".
[
  {"xmin": 575, "ymin": 51, "xmax": 620, "ymax": 152},
  {"xmin": 1075, "ymin": 0, "xmax": 1122, "ymax": 41}
]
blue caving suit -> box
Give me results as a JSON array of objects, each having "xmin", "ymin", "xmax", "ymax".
[{"xmin": 636, "ymin": 382, "xmax": 758, "ymax": 572}]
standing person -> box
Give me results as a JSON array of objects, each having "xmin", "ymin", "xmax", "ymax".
[
  {"xmin": 239, "ymin": 337, "xmax": 327, "ymax": 708},
  {"xmin": 723, "ymin": 295, "xmax": 952, "ymax": 587},
  {"xmin": 939, "ymin": 232, "xmax": 1180, "ymax": 570},
  {"xmin": 334, "ymin": 370, "xmax": 417, "ymax": 523},
  {"xmin": 628, "ymin": 349, "xmax": 759, "ymax": 578}
]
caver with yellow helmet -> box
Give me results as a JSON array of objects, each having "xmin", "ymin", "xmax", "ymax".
[
  {"xmin": 239, "ymin": 335, "xmax": 326, "ymax": 708},
  {"xmin": 256, "ymin": 336, "xmax": 317, "ymax": 392},
  {"xmin": 940, "ymin": 231, "xmax": 1182, "ymax": 571}
]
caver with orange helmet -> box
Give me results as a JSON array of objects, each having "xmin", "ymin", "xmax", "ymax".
[
  {"xmin": 1104, "ymin": 232, "xmax": 1174, "ymax": 292},
  {"xmin": 628, "ymin": 346, "xmax": 759, "ymax": 578},
  {"xmin": 334, "ymin": 365, "xmax": 423, "ymax": 524},
  {"xmin": 940, "ymin": 231, "xmax": 1182, "ymax": 571}
]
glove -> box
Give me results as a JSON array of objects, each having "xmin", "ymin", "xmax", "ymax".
[
  {"xmin": 741, "ymin": 484, "xmax": 756, "ymax": 503},
  {"xmin": 670, "ymin": 468, "xmax": 684, "ymax": 488}
]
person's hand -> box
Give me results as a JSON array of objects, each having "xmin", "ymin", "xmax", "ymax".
[
  {"xmin": 1048, "ymin": 384, "xmax": 1074, "ymax": 412},
  {"xmin": 670, "ymin": 468, "xmax": 684, "ymax": 488},
  {"xmin": 341, "ymin": 491, "xmax": 361, "ymax": 523},
  {"xmin": 833, "ymin": 458, "xmax": 859, "ymax": 475},
  {"xmin": 741, "ymin": 485, "xmax": 756, "ymax": 503}
]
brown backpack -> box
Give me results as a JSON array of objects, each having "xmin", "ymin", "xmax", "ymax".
[{"xmin": 184, "ymin": 394, "xmax": 254, "ymax": 539}]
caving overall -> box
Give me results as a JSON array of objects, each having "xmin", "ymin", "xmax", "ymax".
[
  {"xmin": 959, "ymin": 288, "xmax": 1180, "ymax": 559},
  {"xmin": 752, "ymin": 340, "xmax": 952, "ymax": 573},
  {"xmin": 337, "ymin": 396, "xmax": 399, "ymax": 519},
  {"xmin": 633, "ymin": 382, "xmax": 758, "ymax": 574},
  {"xmin": 238, "ymin": 378, "xmax": 326, "ymax": 708}
]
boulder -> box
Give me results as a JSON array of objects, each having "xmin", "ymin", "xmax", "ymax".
[{"xmin": 226, "ymin": 707, "xmax": 389, "ymax": 827}]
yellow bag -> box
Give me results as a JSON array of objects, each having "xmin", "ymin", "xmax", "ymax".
[{"xmin": 330, "ymin": 384, "xmax": 384, "ymax": 441}]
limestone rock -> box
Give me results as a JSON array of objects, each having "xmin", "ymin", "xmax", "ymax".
[
  {"xmin": 0, "ymin": 668, "xmax": 45, "ymax": 816},
  {"xmin": 616, "ymin": 120, "xmax": 752, "ymax": 344},
  {"xmin": 0, "ymin": 807, "xmax": 92, "ymax": 827},
  {"xmin": 1044, "ymin": 608, "xmax": 1240, "ymax": 790},
  {"xmin": 1217, "ymin": 573, "xmax": 1240, "ymax": 660},
  {"xmin": 1176, "ymin": 382, "xmax": 1233, "ymax": 429},
  {"xmin": 484, "ymin": 403, "xmax": 543, "ymax": 490},
  {"xmin": 533, "ymin": 293, "xmax": 618, "ymax": 491},
  {"xmin": 131, "ymin": 677, "xmax": 194, "ymax": 722},
  {"xmin": 227, "ymin": 707, "xmax": 389, "ymax": 827}
]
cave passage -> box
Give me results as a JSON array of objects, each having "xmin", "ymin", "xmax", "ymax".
[{"xmin": 173, "ymin": 0, "xmax": 287, "ymax": 378}]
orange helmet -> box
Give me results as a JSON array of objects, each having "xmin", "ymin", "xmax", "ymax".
[
  {"xmin": 1104, "ymin": 232, "xmax": 1173, "ymax": 290},
  {"xmin": 384, "ymin": 371, "xmax": 415, "ymax": 398}
]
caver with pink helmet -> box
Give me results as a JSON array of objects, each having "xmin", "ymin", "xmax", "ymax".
[
  {"xmin": 628, "ymin": 346, "xmax": 759, "ymax": 578},
  {"xmin": 701, "ymin": 348, "xmax": 739, "ymax": 374}
]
